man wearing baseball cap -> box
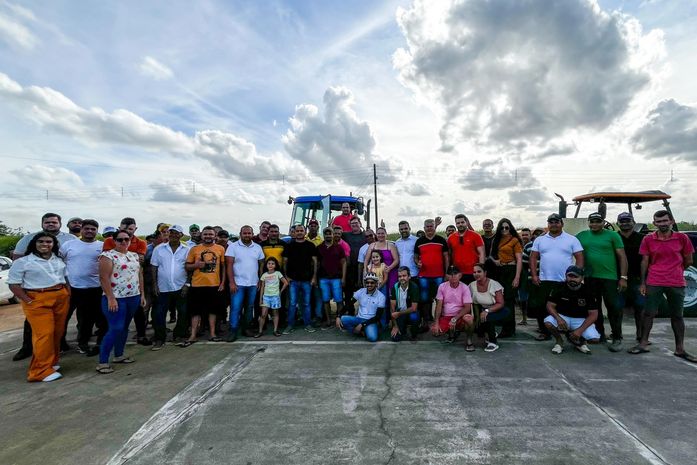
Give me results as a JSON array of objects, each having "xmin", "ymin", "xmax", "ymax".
[
  {"xmin": 67, "ymin": 217, "xmax": 83, "ymax": 237},
  {"xmin": 529, "ymin": 213, "xmax": 584, "ymax": 341},
  {"xmin": 616, "ymin": 212, "xmax": 646, "ymax": 343},
  {"xmin": 150, "ymin": 225, "xmax": 190, "ymax": 349},
  {"xmin": 305, "ymin": 219, "xmax": 323, "ymax": 247},
  {"xmin": 338, "ymin": 272, "xmax": 385, "ymax": 342},
  {"xmin": 186, "ymin": 224, "xmax": 202, "ymax": 247},
  {"xmin": 544, "ymin": 265, "xmax": 600, "ymax": 354},
  {"xmin": 576, "ymin": 212, "xmax": 628, "ymax": 352}
]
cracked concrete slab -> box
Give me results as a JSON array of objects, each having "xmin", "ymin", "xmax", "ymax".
[{"xmin": 0, "ymin": 319, "xmax": 696, "ymax": 465}]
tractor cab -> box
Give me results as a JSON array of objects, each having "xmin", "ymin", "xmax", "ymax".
[
  {"xmin": 555, "ymin": 190, "xmax": 674, "ymax": 235},
  {"xmin": 286, "ymin": 195, "xmax": 370, "ymax": 236}
]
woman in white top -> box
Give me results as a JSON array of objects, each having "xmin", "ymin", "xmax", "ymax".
[
  {"xmin": 96, "ymin": 230, "xmax": 145, "ymax": 374},
  {"xmin": 7, "ymin": 232, "xmax": 70, "ymax": 382},
  {"xmin": 469, "ymin": 263, "xmax": 510, "ymax": 352}
]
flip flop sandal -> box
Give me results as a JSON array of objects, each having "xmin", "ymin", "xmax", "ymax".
[
  {"xmin": 209, "ymin": 337, "xmax": 223, "ymax": 342},
  {"xmin": 674, "ymin": 352, "xmax": 697, "ymax": 363},
  {"xmin": 465, "ymin": 344, "xmax": 475, "ymax": 352},
  {"xmin": 113, "ymin": 357, "xmax": 135, "ymax": 364},
  {"xmin": 535, "ymin": 334, "xmax": 551, "ymax": 341},
  {"xmin": 274, "ymin": 330, "xmax": 281, "ymax": 337},
  {"xmin": 253, "ymin": 332, "xmax": 263, "ymax": 339},
  {"xmin": 627, "ymin": 345, "xmax": 650, "ymax": 354},
  {"xmin": 177, "ymin": 341, "xmax": 196, "ymax": 348},
  {"xmin": 96, "ymin": 365, "xmax": 114, "ymax": 374}
]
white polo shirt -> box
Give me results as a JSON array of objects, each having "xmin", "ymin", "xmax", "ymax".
[
  {"xmin": 150, "ymin": 242, "xmax": 190, "ymax": 292},
  {"xmin": 354, "ymin": 287, "xmax": 387, "ymax": 320},
  {"xmin": 225, "ymin": 240, "xmax": 264, "ymax": 287},
  {"xmin": 531, "ymin": 231, "xmax": 583, "ymax": 282},
  {"xmin": 59, "ymin": 240, "xmax": 103, "ymax": 288},
  {"xmin": 7, "ymin": 254, "xmax": 67, "ymax": 289}
]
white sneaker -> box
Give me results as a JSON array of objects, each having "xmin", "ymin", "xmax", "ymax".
[
  {"xmin": 42, "ymin": 372, "xmax": 63, "ymax": 382},
  {"xmin": 576, "ymin": 344, "xmax": 591, "ymax": 354},
  {"xmin": 52, "ymin": 365, "xmax": 61, "ymax": 371},
  {"xmin": 484, "ymin": 342, "xmax": 499, "ymax": 352},
  {"xmin": 552, "ymin": 344, "xmax": 563, "ymax": 354}
]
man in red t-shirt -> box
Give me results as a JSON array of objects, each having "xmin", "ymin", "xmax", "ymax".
[
  {"xmin": 102, "ymin": 217, "xmax": 150, "ymax": 345},
  {"xmin": 447, "ymin": 214, "xmax": 485, "ymax": 284},
  {"xmin": 331, "ymin": 202, "xmax": 353, "ymax": 232},
  {"xmin": 414, "ymin": 218, "xmax": 449, "ymax": 325}
]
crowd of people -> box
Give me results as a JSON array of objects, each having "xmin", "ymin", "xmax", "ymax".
[{"xmin": 5, "ymin": 202, "xmax": 696, "ymax": 383}]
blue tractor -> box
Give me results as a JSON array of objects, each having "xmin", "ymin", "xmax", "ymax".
[{"xmin": 286, "ymin": 195, "xmax": 370, "ymax": 236}]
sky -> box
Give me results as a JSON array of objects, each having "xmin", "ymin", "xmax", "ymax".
[{"xmin": 1, "ymin": 0, "xmax": 697, "ymax": 235}]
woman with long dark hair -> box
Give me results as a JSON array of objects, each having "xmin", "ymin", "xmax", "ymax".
[
  {"xmin": 489, "ymin": 218, "xmax": 523, "ymax": 338},
  {"xmin": 8, "ymin": 232, "xmax": 70, "ymax": 382}
]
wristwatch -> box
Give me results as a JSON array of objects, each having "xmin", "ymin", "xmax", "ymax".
[
  {"xmin": 484, "ymin": 309, "xmax": 490, "ymax": 313},
  {"xmin": 620, "ymin": 276, "xmax": 628, "ymax": 280}
]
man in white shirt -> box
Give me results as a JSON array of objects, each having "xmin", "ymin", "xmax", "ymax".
[
  {"xmin": 395, "ymin": 221, "xmax": 418, "ymax": 277},
  {"xmin": 59, "ymin": 219, "xmax": 104, "ymax": 356},
  {"xmin": 225, "ymin": 225, "xmax": 264, "ymax": 341},
  {"xmin": 150, "ymin": 225, "xmax": 190, "ymax": 349},
  {"xmin": 12, "ymin": 212, "xmax": 78, "ymax": 361},
  {"xmin": 529, "ymin": 214, "xmax": 584, "ymax": 341},
  {"xmin": 339, "ymin": 273, "xmax": 386, "ymax": 342}
]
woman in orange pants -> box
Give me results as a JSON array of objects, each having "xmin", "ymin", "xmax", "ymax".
[{"xmin": 8, "ymin": 232, "xmax": 70, "ymax": 382}]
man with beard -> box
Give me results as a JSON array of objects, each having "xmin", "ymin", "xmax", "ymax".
[
  {"xmin": 253, "ymin": 221, "xmax": 270, "ymax": 245},
  {"xmin": 332, "ymin": 202, "xmax": 353, "ymax": 233},
  {"xmin": 12, "ymin": 212, "xmax": 77, "ymax": 361},
  {"xmin": 282, "ymin": 225, "xmax": 319, "ymax": 334},
  {"xmin": 630, "ymin": 210, "xmax": 697, "ymax": 362},
  {"xmin": 544, "ymin": 266, "xmax": 600, "ymax": 355},
  {"xmin": 448, "ymin": 214, "xmax": 485, "ymax": 285},
  {"xmin": 338, "ymin": 273, "xmax": 385, "ymax": 342},
  {"xmin": 616, "ymin": 213, "xmax": 646, "ymax": 343},
  {"xmin": 576, "ymin": 212, "xmax": 628, "ymax": 351},
  {"xmin": 66, "ymin": 217, "xmax": 83, "ymax": 237},
  {"xmin": 395, "ymin": 221, "xmax": 418, "ymax": 278},
  {"xmin": 186, "ymin": 224, "xmax": 202, "ymax": 247},
  {"xmin": 59, "ymin": 219, "xmax": 105, "ymax": 356},
  {"xmin": 183, "ymin": 226, "xmax": 226, "ymax": 346}
]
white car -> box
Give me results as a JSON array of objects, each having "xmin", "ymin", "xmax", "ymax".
[{"xmin": 0, "ymin": 256, "xmax": 17, "ymax": 303}]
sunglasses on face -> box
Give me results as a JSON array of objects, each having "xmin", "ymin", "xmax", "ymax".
[
  {"xmin": 115, "ymin": 237, "xmax": 130, "ymax": 243},
  {"xmin": 501, "ymin": 226, "xmax": 510, "ymax": 230}
]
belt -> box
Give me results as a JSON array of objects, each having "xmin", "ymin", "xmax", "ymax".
[
  {"xmin": 24, "ymin": 284, "xmax": 66, "ymax": 293},
  {"xmin": 501, "ymin": 262, "xmax": 516, "ymax": 266}
]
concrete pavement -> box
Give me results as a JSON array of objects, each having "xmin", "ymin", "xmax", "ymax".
[{"xmin": 1, "ymin": 318, "xmax": 696, "ymax": 465}]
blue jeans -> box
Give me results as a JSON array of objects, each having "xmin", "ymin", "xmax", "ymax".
[
  {"xmin": 289, "ymin": 280, "xmax": 312, "ymax": 326},
  {"xmin": 312, "ymin": 285, "xmax": 323, "ymax": 319},
  {"xmin": 340, "ymin": 315, "xmax": 378, "ymax": 342},
  {"xmin": 100, "ymin": 295, "xmax": 139, "ymax": 364},
  {"xmin": 230, "ymin": 285, "xmax": 258, "ymax": 333},
  {"xmin": 418, "ymin": 276, "xmax": 443, "ymax": 303}
]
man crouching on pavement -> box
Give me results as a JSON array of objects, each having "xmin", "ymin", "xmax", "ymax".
[
  {"xmin": 544, "ymin": 265, "xmax": 600, "ymax": 355},
  {"xmin": 338, "ymin": 272, "xmax": 385, "ymax": 342}
]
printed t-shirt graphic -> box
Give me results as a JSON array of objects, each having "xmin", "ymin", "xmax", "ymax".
[{"xmin": 187, "ymin": 244, "xmax": 225, "ymax": 287}]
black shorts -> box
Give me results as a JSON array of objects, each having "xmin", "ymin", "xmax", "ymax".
[{"xmin": 187, "ymin": 286, "xmax": 219, "ymax": 317}]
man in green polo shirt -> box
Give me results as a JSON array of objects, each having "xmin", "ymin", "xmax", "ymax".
[{"xmin": 576, "ymin": 212, "xmax": 628, "ymax": 352}]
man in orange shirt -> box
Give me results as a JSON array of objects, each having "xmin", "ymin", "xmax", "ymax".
[
  {"xmin": 447, "ymin": 214, "xmax": 485, "ymax": 284},
  {"xmin": 102, "ymin": 217, "xmax": 151, "ymax": 345}
]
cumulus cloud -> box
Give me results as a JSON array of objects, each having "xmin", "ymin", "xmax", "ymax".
[
  {"xmin": 394, "ymin": 0, "xmax": 659, "ymax": 150},
  {"xmin": 139, "ymin": 56, "xmax": 174, "ymax": 80},
  {"xmin": 631, "ymin": 99, "xmax": 697, "ymax": 162},
  {"xmin": 284, "ymin": 86, "xmax": 396, "ymax": 182},
  {"xmin": 0, "ymin": 11, "xmax": 38, "ymax": 49},
  {"xmin": 0, "ymin": 72, "xmax": 309, "ymax": 180},
  {"xmin": 402, "ymin": 183, "xmax": 429, "ymax": 196},
  {"xmin": 150, "ymin": 179, "xmax": 226, "ymax": 204},
  {"xmin": 453, "ymin": 200, "xmax": 495, "ymax": 216},
  {"xmin": 458, "ymin": 162, "xmax": 538, "ymax": 191},
  {"xmin": 508, "ymin": 188, "xmax": 549, "ymax": 206},
  {"xmin": 398, "ymin": 205, "xmax": 430, "ymax": 218},
  {"xmin": 10, "ymin": 165, "xmax": 83, "ymax": 190}
]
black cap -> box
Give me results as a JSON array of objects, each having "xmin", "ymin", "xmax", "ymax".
[
  {"xmin": 446, "ymin": 265, "xmax": 461, "ymax": 275},
  {"xmin": 547, "ymin": 213, "xmax": 563, "ymax": 222},
  {"xmin": 565, "ymin": 265, "xmax": 584, "ymax": 277},
  {"xmin": 617, "ymin": 212, "xmax": 633, "ymax": 222},
  {"xmin": 588, "ymin": 212, "xmax": 604, "ymax": 221}
]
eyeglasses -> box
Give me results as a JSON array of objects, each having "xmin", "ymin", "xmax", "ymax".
[
  {"xmin": 115, "ymin": 238, "xmax": 130, "ymax": 243},
  {"xmin": 501, "ymin": 226, "xmax": 510, "ymax": 230}
]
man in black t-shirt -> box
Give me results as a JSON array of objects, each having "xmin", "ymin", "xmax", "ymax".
[
  {"xmin": 616, "ymin": 212, "xmax": 646, "ymax": 342},
  {"xmin": 544, "ymin": 266, "xmax": 601, "ymax": 355},
  {"xmin": 281, "ymin": 225, "xmax": 319, "ymax": 334}
]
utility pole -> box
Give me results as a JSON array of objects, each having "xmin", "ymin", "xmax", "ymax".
[{"xmin": 373, "ymin": 163, "xmax": 379, "ymax": 226}]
